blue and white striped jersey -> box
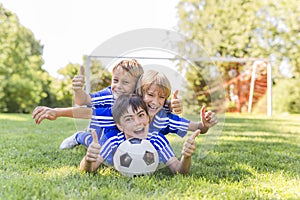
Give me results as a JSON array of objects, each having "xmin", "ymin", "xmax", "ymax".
[
  {"xmin": 88, "ymin": 86, "xmax": 190, "ymax": 137},
  {"xmin": 99, "ymin": 128, "xmax": 176, "ymax": 166},
  {"xmin": 89, "ymin": 86, "xmax": 114, "ymax": 108}
]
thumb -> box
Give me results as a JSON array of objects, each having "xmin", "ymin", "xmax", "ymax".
[
  {"xmin": 201, "ymin": 105, "xmax": 206, "ymax": 119},
  {"xmin": 79, "ymin": 65, "xmax": 85, "ymax": 76},
  {"xmin": 172, "ymin": 90, "xmax": 179, "ymax": 99},
  {"xmin": 91, "ymin": 129, "xmax": 99, "ymax": 144},
  {"xmin": 190, "ymin": 129, "xmax": 201, "ymax": 140}
]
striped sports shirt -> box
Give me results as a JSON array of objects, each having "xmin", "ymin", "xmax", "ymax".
[
  {"xmin": 99, "ymin": 128, "xmax": 176, "ymax": 166},
  {"xmin": 89, "ymin": 86, "xmax": 190, "ymax": 137}
]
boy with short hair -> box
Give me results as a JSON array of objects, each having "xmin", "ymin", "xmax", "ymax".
[
  {"xmin": 136, "ymin": 69, "xmax": 218, "ymax": 137},
  {"xmin": 32, "ymin": 60, "xmax": 182, "ymax": 149},
  {"xmin": 80, "ymin": 94, "xmax": 200, "ymax": 175},
  {"xmin": 32, "ymin": 59, "xmax": 144, "ymax": 149}
]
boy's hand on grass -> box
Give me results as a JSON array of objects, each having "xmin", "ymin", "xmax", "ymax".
[
  {"xmin": 32, "ymin": 106, "xmax": 57, "ymax": 124},
  {"xmin": 73, "ymin": 65, "xmax": 85, "ymax": 91},
  {"xmin": 182, "ymin": 130, "xmax": 200, "ymax": 157},
  {"xmin": 170, "ymin": 90, "xmax": 183, "ymax": 114},
  {"xmin": 85, "ymin": 130, "xmax": 101, "ymax": 163}
]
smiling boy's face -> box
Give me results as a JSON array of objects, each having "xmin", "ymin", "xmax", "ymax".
[
  {"xmin": 111, "ymin": 68, "xmax": 136, "ymax": 99},
  {"xmin": 116, "ymin": 106, "xmax": 149, "ymax": 139},
  {"xmin": 143, "ymin": 84, "xmax": 166, "ymax": 119}
]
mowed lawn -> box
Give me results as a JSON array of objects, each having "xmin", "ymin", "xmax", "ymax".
[{"xmin": 0, "ymin": 113, "xmax": 299, "ymax": 199}]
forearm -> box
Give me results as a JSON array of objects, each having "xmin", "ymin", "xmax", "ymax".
[
  {"xmin": 188, "ymin": 122, "xmax": 208, "ymax": 133},
  {"xmin": 54, "ymin": 107, "xmax": 92, "ymax": 119},
  {"xmin": 177, "ymin": 156, "xmax": 192, "ymax": 174},
  {"xmin": 167, "ymin": 156, "xmax": 192, "ymax": 174},
  {"xmin": 72, "ymin": 107, "xmax": 92, "ymax": 119},
  {"xmin": 74, "ymin": 90, "xmax": 91, "ymax": 106}
]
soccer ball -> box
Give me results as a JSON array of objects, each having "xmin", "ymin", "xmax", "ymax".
[{"xmin": 113, "ymin": 138, "xmax": 159, "ymax": 177}]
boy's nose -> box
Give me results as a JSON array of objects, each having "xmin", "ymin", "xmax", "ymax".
[
  {"xmin": 115, "ymin": 83, "xmax": 123, "ymax": 90},
  {"xmin": 152, "ymin": 96, "xmax": 159, "ymax": 104},
  {"xmin": 134, "ymin": 117, "xmax": 142, "ymax": 125}
]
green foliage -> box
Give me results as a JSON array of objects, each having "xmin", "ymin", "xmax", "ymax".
[
  {"xmin": 0, "ymin": 2, "xmax": 112, "ymax": 113},
  {"xmin": 0, "ymin": 4, "xmax": 51, "ymax": 113},
  {"xmin": 88, "ymin": 59, "xmax": 111, "ymax": 93},
  {"xmin": 272, "ymin": 78, "xmax": 300, "ymax": 114},
  {"xmin": 1, "ymin": 113, "xmax": 299, "ymax": 199},
  {"xmin": 177, "ymin": 0, "xmax": 300, "ymax": 75},
  {"xmin": 54, "ymin": 63, "xmax": 81, "ymax": 107}
]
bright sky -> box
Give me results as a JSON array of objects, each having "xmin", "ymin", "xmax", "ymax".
[{"xmin": 1, "ymin": 0, "xmax": 180, "ymax": 77}]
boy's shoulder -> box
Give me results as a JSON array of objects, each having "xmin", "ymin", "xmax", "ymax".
[
  {"xmin": 91, "ymin": 86, "xmax": 112, "ymax": 97},
  {"xmin": 147, "ymin": 131, "xmax": 170, "ymax": 145}
]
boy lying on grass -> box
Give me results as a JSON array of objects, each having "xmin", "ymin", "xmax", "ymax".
[
  {"xmin": 80, "ymin": 94, "xmax": 201, "ymax": 174},
  {"xmin": 32, "ymin": 60, "xmax": 182, "ymax": 150}
]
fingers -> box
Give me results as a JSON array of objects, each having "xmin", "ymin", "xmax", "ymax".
[
  {"xmin": 171, "ymin": 90, "xmax": 182, "ymax": 114},
  {"xmin": 171, "ymin": 100, "xmax": 182, "ymax": 114},
  {"xmin": 80, "ymin": 65, "xmax": 85, "ymax": 76},
  {"xmin": 182, "ymin": 129, "xmax": 201, "ymax": 157},
  {"xmin": 86, "ymin": 131, "xmax": 100, "ymax": 162},
  {"xmin": 73, "ymin": 66, "xmax": 85, "ymax": 91},
  {"xmin": 32, "ymin": 106, "xmax": 49, "ymax": 124},
  {"xmin": 203, "ymin": 111, "xmax": 218, "ymax": 128},
  {"xmin": 182, "ymin": 138, "xmax": 196, "ymax": 157},
  {"xmin": 72, "ymin": 75, "xmax": 85, "ymax": 91}
]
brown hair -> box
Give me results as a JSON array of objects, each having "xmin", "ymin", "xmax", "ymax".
[
  {"xmin": 135, "ymin": 70, "xmax": 171, "ymax": 99},
  {"xmin": 112, "ymin": 94, "xmax": 149, "ymax": 125},
  {"xmin": 112, "ymin": 59, "xmax": 144, "ymax": 80}
]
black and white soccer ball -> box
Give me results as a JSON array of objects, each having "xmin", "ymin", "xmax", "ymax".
[{"xmin": 113, "ymin": 138, "xmax": 159, "ymax": 177}]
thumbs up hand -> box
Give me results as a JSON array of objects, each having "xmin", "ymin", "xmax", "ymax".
[
  {"xmin": 182, "ymin": 130, "xmax": 200, "ymax": 157},
  {"xmin": 200, "ymin": 105, "xmax": 218, "ymax": 131},
  {"xmin": 170, "ymin": 90, "xmax": 183, "ymax": 114},
  {"xmin": 72, "ymin": 65, "xmax": 86, "ymax": 91},
  {"xmin": 85, "ymin": 129, "xmax": 101, "ymax": 162}
]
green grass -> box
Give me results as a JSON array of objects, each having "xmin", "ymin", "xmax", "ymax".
[{"xmin": 1, "ymin": 113, "xmax": 299, "ymax": 199}]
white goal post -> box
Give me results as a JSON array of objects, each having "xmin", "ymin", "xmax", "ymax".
[{"xmin": 84, "ymin": 56, "xmax": 272, "ymax": 116}]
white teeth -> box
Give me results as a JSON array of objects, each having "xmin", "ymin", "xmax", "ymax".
[
  {"xmin": 134, "ymin": 128, "xmax": 144, "ymax": 134},
  {"xmin": 149, "ymin": 104, "xmax": 157, "ymax": 110}
]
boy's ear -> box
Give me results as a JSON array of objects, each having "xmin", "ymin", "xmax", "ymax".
[{"xmin": 116, "ymin": 124, "xmax": 123, "ymax": 132}]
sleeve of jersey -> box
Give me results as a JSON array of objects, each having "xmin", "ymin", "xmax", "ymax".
[
  {"xmin": 89, "ymin": 87, "xmax": 114, "ymax": 108},
  {"xmin": 167, "ymin": 112, "xmax": 190, "ymax": 138},
  {"xmin": 150, "ymin": 133, "xmax": 176, "ymax": 164},
  {"xmin": 99, "ymin": 130, "xmax": 125, "ymax": 166},
  {"xmin": 90, "ymin": 107, "xmax": 116, "ymax": 129}
]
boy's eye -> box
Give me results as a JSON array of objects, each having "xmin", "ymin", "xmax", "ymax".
[
  {"xmin": 159, "ymin": 96, "xmax": 165, "ymax": 99},
  {"xmin": 147, "ymin": 93, "xmax": 153, "ymax": 97},
  {"xmin": 138, "ymin": 113, "xmax": 145, "ymax": 118},
  {"xmin": 113, "ymin": 79, "xmax": 118, "ymax": 83},
  {"xmin": 123, "ymin": 81, "xmax": 129, "ymax": 85},
  {"xmin": 124, "ymin": 117, "xmax": 132, "ymax": 122}
]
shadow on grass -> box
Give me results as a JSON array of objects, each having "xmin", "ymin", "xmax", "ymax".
[
  {"xmin": 165, "ymin": 115, "xmax": 300, "ymax": 183},
  {"xmin": 188, "ymin": 140, "xmax": 300, "ymax": 183}
]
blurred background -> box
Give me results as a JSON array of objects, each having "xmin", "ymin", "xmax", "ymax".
[{"xmin": 0, "ymin": 0, "xmax": 299, "ymax": 115}]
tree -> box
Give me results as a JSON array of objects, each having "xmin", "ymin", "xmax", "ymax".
[
  {"xmin": 177, "ymin": 0, "xmax": 300, "ymax": 112},
  {"xmin": 53, "ymin": 58, "xmax": 111, "ymax": 107},
  {"xmin": 177, "ymin": 0, "xmax": 300, "ymax": 76},
  {"xmin": 0, "ymin": 4, "xmax": 51, "ymax": 113}
]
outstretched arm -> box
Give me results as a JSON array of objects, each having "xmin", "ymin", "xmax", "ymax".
[
  {"xmin": 167, "ymin": 130, "xmax": 200, "ymax": 174},
  {"xmin": 79, "ymin": 130, "xmax": 103, "ymax": 172},
  {"xmin": 188, "ymin": 105, "xmax": 218, "ymax": 134},
  {"xmin": 32, "ymin": 106, "xmax": 92, "ymax": 124}
]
